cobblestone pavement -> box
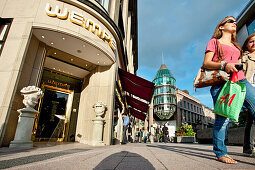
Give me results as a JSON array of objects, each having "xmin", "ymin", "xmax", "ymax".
[{"xmin": 0, "ymin": 142, "xmax": 254, "ymax": 170}]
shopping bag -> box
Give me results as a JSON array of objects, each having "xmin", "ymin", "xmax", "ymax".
[{"xmin": 213, "ymin": 72, "xmax": 246, "ymax": 122}]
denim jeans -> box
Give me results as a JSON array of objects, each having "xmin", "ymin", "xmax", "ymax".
[
  {"xmin": 210, "ymin": 79, "xmax": 255, "ymax": 158},
  {"xmin": 122, "ymin": 125, "xmax": 128, "ymax": 143}
]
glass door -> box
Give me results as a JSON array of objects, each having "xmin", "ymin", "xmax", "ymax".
[{"xmin": 34, "ymin": 86, "xmax": 73, "ymax": 142}]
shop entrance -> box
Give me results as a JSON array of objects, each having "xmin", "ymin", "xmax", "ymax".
[
  {"xmin": 33, "ymin": 67, "xmax": 84, "ymax": 142},
  {"xmin": 34, "ymin": 85, "xmax": 73, "ymax": 142}
]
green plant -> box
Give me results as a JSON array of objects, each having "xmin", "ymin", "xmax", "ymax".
[{"xmin": 176, "ymin": 122, "xmax": 195, "ymax": 136}]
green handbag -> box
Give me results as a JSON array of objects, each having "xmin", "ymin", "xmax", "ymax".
[{"xmin": 213, "ymin": 72, "xmax": 246, "ymax": 122}]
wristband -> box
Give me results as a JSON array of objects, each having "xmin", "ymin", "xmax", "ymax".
[{"xmin": 220, "ymin": 61, "xmax": 228, "ymax": 70}]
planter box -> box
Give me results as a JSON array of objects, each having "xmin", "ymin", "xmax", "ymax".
[{"xmin": 176, "ymin": 136, "xmax": 195, "ymax": 143}]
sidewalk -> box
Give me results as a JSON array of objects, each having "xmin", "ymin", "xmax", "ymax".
[{"xmin": 0, "ymin": 142, "xmax": 254, "ymax": 170}]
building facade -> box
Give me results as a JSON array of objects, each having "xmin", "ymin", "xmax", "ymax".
[
  {"xmin": 151, "ymin": 64, "xmax": 215, "ymax": 137},
  {"xmin": 0, "ymin": 0, "xmax": 137, "ymax": 146},
  {"xmin": 152, "ymin": 64, "xmax": 177, "ymax": 121},
  {"xmin": 176, "ymin": 89, "xmax": 215, "ymax": 131},
  {"xmin": 236, "ymin": 0, "xmax": 255, "ymax": 46}
]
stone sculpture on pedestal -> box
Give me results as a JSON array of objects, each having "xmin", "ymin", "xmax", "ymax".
[
  {"xmin": 90, "ymin": 101, "xmax": 107, "ymax": 146},
  {"xmin": 10, "ymin": 86, "xmax": 43, "ymax": 148}
]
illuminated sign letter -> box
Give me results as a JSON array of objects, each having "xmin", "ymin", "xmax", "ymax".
[
  {"xmin": 92, "ymin": 23, "xmax": 102, "ymax": 37},
  {"xmin": 85, "ymin": 19, "xmax": 94, "ymax": 31},
  {"xmin": 70, "ymin": 11, "xmax": 84, "ymax": 26},
  {"xmin": 45, "ymin": 3, "xmax": 58, "ymax": 17},
  {"xmin": 109, "ymin": 39, "xmax": 117, "ymax": 50},
  {"xmin": 101, "ymin": 30, "xmax": 110, "ymax": 40},
  {"xmin": 57, "ymin": 8, "xmax": 68, "ymax": 19}
]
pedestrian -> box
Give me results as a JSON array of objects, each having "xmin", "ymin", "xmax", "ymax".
[
  {"xmin": 203, "ymin": 16, "xmax": 255, "ymax": 164},
  {"xmin": 162, "ymin": 125, "xmax": 168, "ymax": 143},
  {"xmin": 155, "ymin": 126, "xmax": 160, "ymax": 142},
  {"xmin": 150, "ymin": 125, "xmax": 155, "ymax": 143},
  {"xmin": 122, "ymin": 113, "xmax": 129, "ymax": 144},
  {"xmin": 139, "ymin": 129, "xmax": 143, "ymax": 143},
  {"xmin": 241, "ymin": 33, "xmax": 255, "ymax": 157},
  {"xmin": 143, "ymin": 128, "xmax": 147, "ymax": 143}
]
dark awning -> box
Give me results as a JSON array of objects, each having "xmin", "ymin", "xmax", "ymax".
[
  {"xmin": 126, "ymin": 95, "xmax": 148, "ymax": 113},
  {"xmin": 130, "ymin": 107, "xmax": 146, "ymax": 121},
  {"xmin": 118, "ymin": 68, "xmax": 154, "ymax": 102}
]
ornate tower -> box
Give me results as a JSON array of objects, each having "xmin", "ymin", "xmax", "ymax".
[{"xmin": 152, "ymin": 64, "xmax": 176, "ymax": 120}]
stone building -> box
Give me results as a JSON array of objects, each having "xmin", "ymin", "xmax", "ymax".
[
  {"xmin": 0, "ymin": 0, "xmax": 138, "ymax": 146},
  {"xmin": 176, "ymin": 89, "xmax": 215, "ymax": 132}
]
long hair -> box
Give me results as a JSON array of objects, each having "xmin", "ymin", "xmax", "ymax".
[
  {"xmin": 212, "ymin": 16, "xmax": 241, "ymax": 51},
  {"xmin": 242, "ymin": 33, "xmax": 255, "ymax": 52}
]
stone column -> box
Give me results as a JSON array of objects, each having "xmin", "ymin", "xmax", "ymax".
[
  {"xmin": 10, "ymin": 86, "xmax": 43, "ymax": 148},
  {"xmin": 90, "ymin": 101, "xmax": 107, "ymax": 146}
]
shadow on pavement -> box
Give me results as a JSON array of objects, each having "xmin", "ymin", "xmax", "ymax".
[
  {"xmin": 147, "ymin": 144, "xmax": 255, "ymax": 166},
  {"xmin": 0, "ymin": 148, "xmax": 90, "ymax": 169},
  {"xmin": 94, "ymin": 151, "xmax": 155, "ymax": 170}
]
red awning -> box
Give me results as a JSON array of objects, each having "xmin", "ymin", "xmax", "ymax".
[
  {"xmin": 130, "ymin": 107, "xmax": 146, "ymax": 121},
  {"xmin": 118, "ymin": 68, "xmax": 154, "ymax": 102},
  {"xmin": 126, "ymin": 95, "xmax": 148, "ymax": 113}
]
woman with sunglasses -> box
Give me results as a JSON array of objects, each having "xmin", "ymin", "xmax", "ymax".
[
  {"xmin": 241, "ymin": 33, "xmax": 255, "ymax": 157},
  {"xmin": 203, "ymin": 16, "xmax": 255, "ymax": 164}
]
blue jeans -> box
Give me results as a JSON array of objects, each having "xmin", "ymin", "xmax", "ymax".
[{"xmin": 210, "ymin": 79, "xmax": 255, "ymax": 158}]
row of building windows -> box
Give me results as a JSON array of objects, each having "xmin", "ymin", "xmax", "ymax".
[
  {"xmin": 154, "ymin": 86, "xmax": 175, "ymax": 95},
  {"xmin": 154, "ymin": 96, "xmax": 176, "ymax": 105},
  {"xmin": 180, "ymin": 100, "xmax": 202, "ymax": 114},
  {"xmin": 153, "ymin": 77, "xmax": 175, "ymax": 86},
  {"xmin": 181, "ymin": 109, "xmax": 205, "ymax": 123},
  {"xmin": 154, "ymin": 105, "xmax": 176, "ymax": 112}
]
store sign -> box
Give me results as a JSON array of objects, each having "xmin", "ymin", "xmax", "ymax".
[
  {"xmin": 45, "ymin": 3, "xmax": 117, "ymax": 50},
  {"xmin": 46, "ymin": 80, "xmax": 71, "ymax": 89}
]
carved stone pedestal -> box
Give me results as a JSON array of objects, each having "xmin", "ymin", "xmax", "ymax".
[
  {"xmin": 9, "ymin": 108, "xmax": 38, "ymax": 148},
  {"xmin": 90, "ymin": 117, "xmax": 105, "ymax": 146}
]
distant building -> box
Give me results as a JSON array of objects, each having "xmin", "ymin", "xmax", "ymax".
[
  {"xmin": 176, "ymin": 89, "xmax": 215, "ymax": 132},
  {"xmin": 152, "ymin": 64, "xmax": 177, "ymax": 121},
  {"xmin": 151, "ymin": 64, "xmax": 215, "ymax": 137}
]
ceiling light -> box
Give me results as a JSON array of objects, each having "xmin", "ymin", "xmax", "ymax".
[
  {"xmin": 41, "ymin": 35, "xmax": 45, "ymax": 38},
  {"xmin": 82, "ymin": 44, "xmax": 86, "ymax": 47},
  {"xmin": 85, "ymin": 64, "xmax": 88, "ymax": 66},
  {"xmin": 97, "ymin": 61, "xmax": 100, "ymax": 64},
  {"xmin": 54, "ymin": 52, "xmax": 56, "ymax": 55},
  {"xmin": 50, "ymin": 42, "xmax": 54, "ymax": 45},
  {"xmin": 53, "ymin": 68, "xmax": 56, "ymax": 69},
  {"xmin": 97, "ymin": 53, "xmax": 100, "ymax": 56},
  {"xmin": 62, "ymin": 37, "xmax": 65, "ymax": 40},
  {"xmin": 71, "ymin": 59, "xmax": 73, "ymax": 61}
]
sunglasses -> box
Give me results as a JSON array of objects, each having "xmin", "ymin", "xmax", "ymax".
[{"xmin": 221, "ymin": 19, "xmax": 236, "ymax": 25}]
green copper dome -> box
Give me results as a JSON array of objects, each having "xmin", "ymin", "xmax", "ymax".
[{"xmin": 154, "ymin": 64, "xmax": 175, "ymax": 80}]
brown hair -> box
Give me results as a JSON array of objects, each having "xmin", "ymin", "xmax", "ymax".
[
  {"xmin": 242, "ymin": 33, "xmax": 255, "ymax": 52},
  {"xmin": 212, "ymin": 16, "xmax": 241, "ymax": 52}
]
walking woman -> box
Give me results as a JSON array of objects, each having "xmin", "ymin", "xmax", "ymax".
[
  {"xmin": 203, "ymin": 16, "xmax": 255, "ymax": 164},
  {"xmin": 241, "ymin": 33, "xmax": 255, "ymax": 157}
]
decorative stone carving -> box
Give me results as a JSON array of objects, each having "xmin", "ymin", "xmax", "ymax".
[
  {"xmin": 90, "ymin": 101, "xmax": 107, "ymax": 146},
  {"xmin": 93, "ymin": 101, "xmax": 107, "ymax": 118},
  {"xmin": 10, "ymin": 86, "xmax": 43, "ymax": 148},
  {"xmin": 20, "ymin": 86, "xmax": 43, "ymax": 108}
]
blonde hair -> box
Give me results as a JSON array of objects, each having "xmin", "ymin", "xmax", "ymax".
[{"xmin": 212, "ymin": 16, "xmax": 241, "ymax": 52}]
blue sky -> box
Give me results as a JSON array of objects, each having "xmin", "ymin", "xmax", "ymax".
[{"xmin": 137, "ymin": 0, "xmax": 250, "ymax": 109}]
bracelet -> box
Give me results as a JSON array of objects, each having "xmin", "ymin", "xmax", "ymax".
[{"xmin": 220, "ymin": 61, "xmax": 228, "ymax": 70}]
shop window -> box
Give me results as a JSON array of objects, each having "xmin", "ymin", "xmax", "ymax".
[
  {"xmin": 187, "ymin": 103, "xmax": 190, "ymax": 109},
  {"xmin": 194, "ymin": 106, "xmax": 196, "ymax": 112},
  {"xmin": 191, "ymin": 104, "xmax": 193, "ymax": 111},
  {"xmin": 0, "ymin": 18, "xmax": 12, "ymax": 55},
  {"xmin": 184, "ymin": 101, "xmax": 186, "ymax": 108}
]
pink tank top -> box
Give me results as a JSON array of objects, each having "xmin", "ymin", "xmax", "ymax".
[{"xmin": 205, "ymin": 38, "xmax": 245, "ymax": 81}]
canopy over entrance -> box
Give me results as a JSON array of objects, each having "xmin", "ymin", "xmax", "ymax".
[{"xmin": 118, "ymin": 68, "xmax": 154, "ymax": 120}]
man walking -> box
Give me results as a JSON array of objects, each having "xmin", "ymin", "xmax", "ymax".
[{"xmin": 122, "ymin": 113, "xmax": 129, "ymax": 144}]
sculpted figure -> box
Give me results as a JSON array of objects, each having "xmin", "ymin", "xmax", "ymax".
[{"xmin": 20, "ymin": 86, "xmax": 43, "ymax": 108}]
